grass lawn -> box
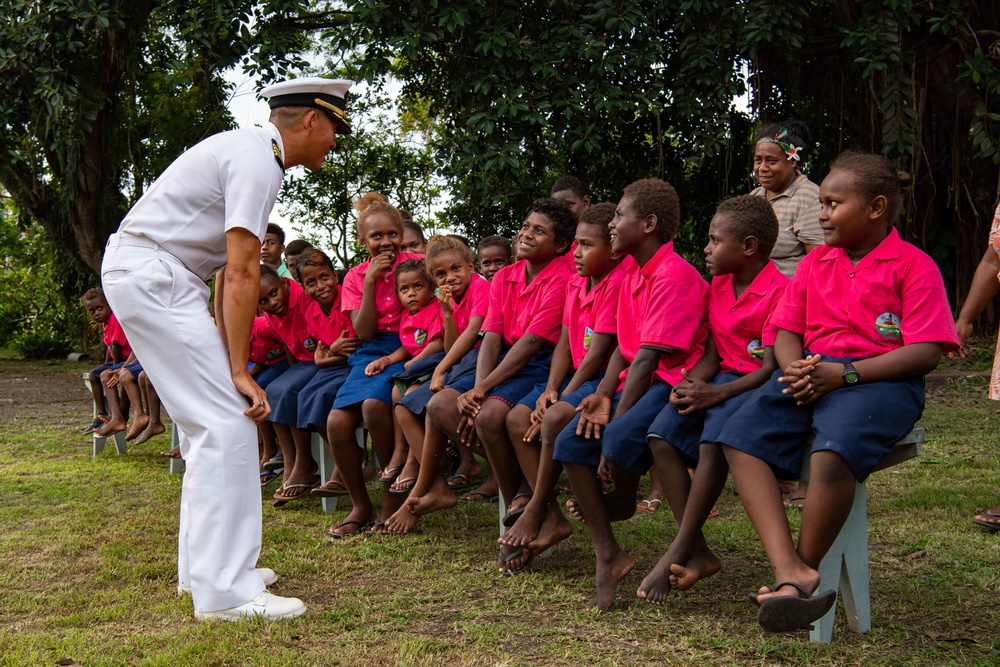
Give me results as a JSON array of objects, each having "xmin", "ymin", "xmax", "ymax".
[{"xmin": 1, "ymin": 358, "xmax": 998, "ymax": 666}]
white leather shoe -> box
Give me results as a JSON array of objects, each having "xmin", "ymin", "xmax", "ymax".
[
  {"xmin": 194, "ymin": 590, "xmax": 306, "ymax": 621},
  {"xmin": 176, "ymin": 567, "xmax": 279, "ymax": 595}
]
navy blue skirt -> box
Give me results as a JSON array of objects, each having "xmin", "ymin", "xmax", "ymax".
[
  {"xmin": 332, "ymin": 333, "xmax": 406, "ymax": 409},
  {"xmin": 266, "ymin": 361, "xmax": 319, "ymax": 425},
  {"xmin": 396, "ymin": 347, "xmax": 480, "ymax": 416},
  {"xmin": 296, "ymin": 364, "xmax": 352, "ymax": 431},
  {"xmin": 253, "ymin": 359, "xmax": 290, "ymax": 390}
]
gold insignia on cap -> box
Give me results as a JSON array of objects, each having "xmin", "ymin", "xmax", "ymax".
[{"xmin": 314, "ymin": 98, "xmax": 347, "ymax": 122}]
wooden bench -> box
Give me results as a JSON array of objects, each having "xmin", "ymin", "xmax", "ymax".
[
  {"xmin": 82, "ymin": 373, "xmax": 127, "ymax": 456},
  {"xmin": 802, "ymin": 426, "xmax": 924, "ymax": 642}
]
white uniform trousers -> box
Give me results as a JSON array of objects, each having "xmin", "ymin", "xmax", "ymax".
[{"xmin": 102, "ymin": 234, "xmax": 266, "ymax": 612}]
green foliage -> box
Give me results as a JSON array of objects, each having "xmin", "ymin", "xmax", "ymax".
[
  {"xmin": 0, "ymin": 199, "xmax": 91, "ymax": 358},
  {"xmin": 279, "ymin": 91, "xmax": 443, "ymax": 268}
]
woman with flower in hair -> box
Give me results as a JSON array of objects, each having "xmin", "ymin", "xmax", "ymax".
[{"xmin": 752, "ymin": 120, "xmax": 824, "ymax": 278}]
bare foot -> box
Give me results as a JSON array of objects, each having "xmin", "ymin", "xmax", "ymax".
[
  {"xmin": 566, "ymin": 498, "xmax": 586, "ymax": 524},
  {"xmin": 407, "ymin": 485, "xmax": 459, "ymax": 517},
  {"xmin": 524, "ymin": 505, "xmax": 573, "ymax": 554},
  {"xmin": 159, "ymin": 444, "xmax": 181, "ymax": 458},
  {"xmin": 667, "ymin": 548, "xmax": 721, "ymax": 592},
  {"xmin": 383, "ymin": 504, "xmax": 420, "ymax": 534},
  {"xmin": 125, "ymin": 414, "xmax": 150, "ymax": 441},
  {"xmin": 499, "ymin": 501, "xmax": 546, "ymax": 548},
  {"xmin": 637, "ymin": 543, "xmax": 688, "ymax": 605},
  {"xmin": 133, "ymin": 422, "xmax": 166, "ymax": 445},
  {"xmin": 96, "ymin": 418, "xmax": 127, "ymax": 437},
  {"xmin": 590, "ymin": 549, "xmax": 635, "ymax": 612}
]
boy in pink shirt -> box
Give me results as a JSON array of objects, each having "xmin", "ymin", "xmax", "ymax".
[
  {"xmin": 501, "ymin": 202, "xmax": 628, "ymax": 558},
  {"xmin": 455, "ymin": 199, "xmax": 576, "ymax": 568},
  {"xmin": 636, "ymin": 195, "xmax": 789, "ymax": 605},
  {"xmin": 719, "ymin": 153, "xmax": 959, "ymax": 632},
  {"xmin": 552, "ymin": 179, "xmax": 709, "ymax": 608},
  {"xmin": 81, "ymin": 287, "xmax": 132, "ymax": 433}
]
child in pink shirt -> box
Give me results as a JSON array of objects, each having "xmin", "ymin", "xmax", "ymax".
[
  {"xmin": 500, "ymin": 202, "xmax": 629, "ymax": 557},
  {"xmin": 81, "ymin": 287, "xmax": 131, "ymax": 433},
  {"xmin": 552, "ymin": 179, "xmax": 709, "ymax": 607},
  {"xmin": 718, "ymin": 153, "xmax": 959, "ymax": 632},
  {"xmin": 365, "ymin": 258, "xmax": 444, "ymax": 493},
  {"xmin": 636, "ymin": 195, "xmax": 789, "ymax": 606},
  {"xmin": 326, "ymin": 201, "xmax": 422, "ymax": 537},
  {"xmin": 257, "ymin": 265, "xmax": 324, "ymax": 501},
  {"xmin": 382, "ymin": 236, "xmax": 491, "ymax": 534}
]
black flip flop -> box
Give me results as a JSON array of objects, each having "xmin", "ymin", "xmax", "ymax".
[
  {"xmin": 756, "ymin": 582, "xmax": 837, "ymax": 632},
  {"xmin": 972, "ymin": 510, "xmax": 1000, "ymax": 533},
  {"xmin": 499, "ymin": 546, "xmax": 534, "ymax": 576},
  {"xmin": 327, "ymin": 519, "xmax": 374, "ymax": 539},
  {"xmin": 502, "ymin": 492, "xmax": 532, "ymax": 527}
]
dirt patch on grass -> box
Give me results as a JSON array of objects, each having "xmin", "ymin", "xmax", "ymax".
[{"xmin": 0, "ymin": 360, "xmax": 92, "ymax": 425}]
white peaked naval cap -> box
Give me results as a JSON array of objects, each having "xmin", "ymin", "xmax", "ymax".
[{"xmin": 260, "ymin": 77, "xmax": 353, "ymax": 134}]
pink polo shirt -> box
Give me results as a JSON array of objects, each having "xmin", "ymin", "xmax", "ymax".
[
  {"xmin": 248, "ymin": 315, "xmax": 285, "ymax": 366},
  {"xmin": 103, "ymin": 313, "xmax": 132, "ymax": 360},
  {"xmin": 616, "ymin": 242, "xmax": 709, "ymax": 387},
  {"xmin": 302, "ymin": 287, "xmax": 355, "ymax": 350},
  {"xmin": 262, "ymin": 279, "xmax": 314, "ymax": 362},
  {"xmin": 770, "ymin": 228, "xmax": 959, "ymax": 357},
  {"xmin": 709, "ymin": 261, "xmax": 789, "ymax": 374},
  {"xmin": 483, "ymin": 258, "xmax": 575, "ymax": 345},
  {"xmin": 341, "ymin": 252, "xmax": 424, "ymax": 333},
  {"xmin": 563, "ymin": 261, "xmax": 630, "ymax": 369},
  {"xmin": 453, "ymin": 273, "xmax": 491, "ymax": 335},
  {"xmin": 400, "ymin": 300, "xmax": 444, "ymax": 357}
]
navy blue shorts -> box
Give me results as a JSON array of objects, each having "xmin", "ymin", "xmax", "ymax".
[
  {"xmin": 486, "ymin": 347, "xmax": 554, "ymax": 407},
  {"xmin": 266, "ymin": 361, "xmax": 319, "ymax": 425},
  {"xmin": 90, "ymin": 360, "xmax": 126, "ymax": 377},
  {"xmin": 646, "ymin": 372, "xmax": 749, "ymax": 465},
  {"xmin": 125, "ymin": 361, "xmax": 143, "ymax": 377},
  {"xmin": 516, "ymin": 373, "xmax": 571, "ymax": 410},
  {"xmin": 396, "ymin": 347, "xmax": 481, "ymax": 416},
  {"xmin": 333, "ymin": 333, "xmax": 406, "ymax": 409},
  {"xmin": 296, "ymin": 365, "xmax": 351, "ymax": 431},
  {"xmin": 558, "ymin": 375, "xmax": 606, "ymax": 408},
  {"xmin": 553, "ymin": 381, "xmax": 672, "ymax": 476},
  {"xmin": 717, "ymin": 356, "xmax": 925, "ymax": 482},
  {"xmin": 391, "ymin": 351, "xmax": 445, "ymax": 396},
  {"xmin": 253, "ymin": 359, "xmax": 290, "ymax": 390}
]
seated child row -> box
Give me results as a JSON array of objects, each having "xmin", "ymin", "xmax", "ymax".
[{"xmin": 251, "ymin": 153, "xmax": 958, "ymax": 633}]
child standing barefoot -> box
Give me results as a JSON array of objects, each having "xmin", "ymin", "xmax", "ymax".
[{"xmin": 719, "ymin": 152, "xmax": 959, "ymax": 632}]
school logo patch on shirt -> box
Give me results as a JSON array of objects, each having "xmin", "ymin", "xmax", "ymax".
[
  {"xmin": 583, "ymin": 326, "xmax": 594, "ymax": 350},
  {"xmin": 414, "ymin": 329, "xmax": 428, "ymax": 346},
  {"xmin": 266, "ymin": 347, "xmax": 283, "ymax": 361},
  {"xmin": 746, "ymin": 339, "xmax": 764, "ymax": 360},
  {"xmin": 304, "ymin": 337, "xmax": 317, "ymax": 352},
  {"xmin": 875, "ymin": 312, "xmax": 901, "ymax": 339}
]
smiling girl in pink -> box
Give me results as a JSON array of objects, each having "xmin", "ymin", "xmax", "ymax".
[{"xmin": 718, "ymin": 152, "xmax": 959, "ymax": 632}]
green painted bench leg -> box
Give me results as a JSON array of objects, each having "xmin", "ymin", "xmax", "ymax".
[{"xmin": 811, "ymin": 481, "xmax": 870, "ymax": 642}]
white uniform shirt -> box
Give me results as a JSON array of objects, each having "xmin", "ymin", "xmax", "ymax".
[{"xmin": 118, "ymin": 123, "xmax": 285, "ymax": 281}]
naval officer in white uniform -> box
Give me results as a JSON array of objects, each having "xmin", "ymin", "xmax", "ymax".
[{"xmin": 101, "ymin": 78, "xmax": 351, "ymax": 621}]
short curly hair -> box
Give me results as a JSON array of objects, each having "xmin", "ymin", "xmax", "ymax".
[
  {"xmin": 714, "ymin": 196, "xmax": 780, "ymax": 257},
  {"xmin": 550, "ymin": 175, "xmax": 587, "ymax": 199},
  {"xmin": 81, "ymin": 287, "xmax": 105, "ymax": 303},
  {"xmin": 296, "ymin": 248, "xmax": 336, "ymax": 276},
  {"xmin": 527, "ymin": 198, "xmax": 577, "ymax": 255},
  {"xmin": 394, "ymin": 257, "xmax": 433, "ymax": 287},
  {"xmin": 621, "ymin": 179, "xmax": 680, "ymax": 243},
  {"xmin": 578, "ymin": 202, "xmax": 617, "ymax": 245}
]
